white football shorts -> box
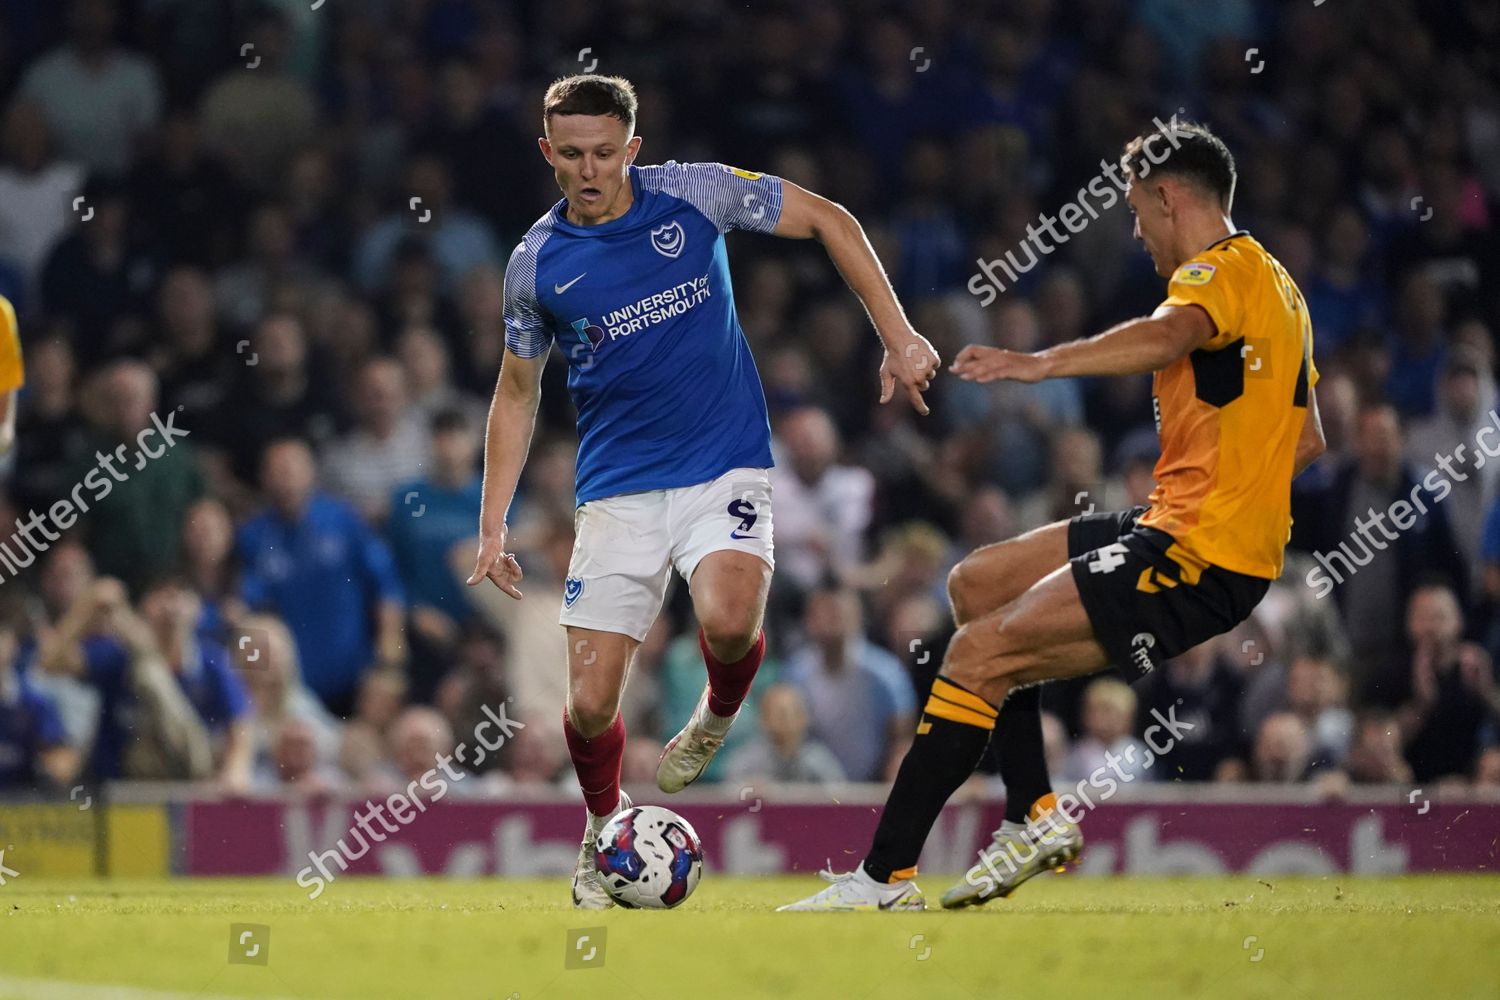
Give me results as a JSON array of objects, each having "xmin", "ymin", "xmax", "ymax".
[{"xmin": 558, "ymin": 467, "xmax": 774, "ymax": 641}]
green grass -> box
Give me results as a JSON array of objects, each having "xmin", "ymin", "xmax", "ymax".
[{"xmin": 2, "ymin": 875, "xmax": 1499, "ymax": 999}]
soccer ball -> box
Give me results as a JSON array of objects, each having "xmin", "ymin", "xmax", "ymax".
[{"xmin": 594, "ymin": 805, "xmax": 704, "ymax": 909}]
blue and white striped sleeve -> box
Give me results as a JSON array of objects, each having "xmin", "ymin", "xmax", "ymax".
[
  {"xmin": 503, "ymin": 239, "xmax": 553, "ymax": 359},
  {"xmin": 640, "ymin": 161, "xmax": 784, "ymax": 235}
]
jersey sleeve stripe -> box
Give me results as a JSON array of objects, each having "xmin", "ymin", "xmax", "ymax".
[
  {"xmin": 503, "ymin": 215, "xmax": 558, "ymax": 359},
  {"xmin": 636, "ymin": 161, "xmax": 784, "ymax": 235}
]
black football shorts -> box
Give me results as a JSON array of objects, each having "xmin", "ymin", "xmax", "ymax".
[{"xmin": 1067, "ymin": 507, "xmax": 1269, "ymax": 682}]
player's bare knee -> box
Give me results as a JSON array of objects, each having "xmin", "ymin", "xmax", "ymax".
[
  {"xmin": 700, "ymin": 615, "xmax": 758, "ymax": 662},
  {"xmin": 697, "ymin": 599, "xmax": 761, "ymax": 661},
  {"xmin": 947, "ymin": 562, "xmax": 974, "ymax": 623},
  {"xmin": 565, "ymin": 696, "xmax": 619, "ymax": 738}
]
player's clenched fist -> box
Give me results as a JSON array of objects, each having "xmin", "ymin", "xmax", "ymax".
[
  {"xmin": 879, "ymin": 332, "xmax": 941, "ymax": 416},
  {"xmin": 950, "ymin": 344, "xmax": 1050, "ymax": 384},
  {"xmin": 467, "ymin": 531, "xmax": 525, "ymax": 599}
]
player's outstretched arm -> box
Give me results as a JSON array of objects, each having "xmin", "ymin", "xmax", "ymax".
[
  {"xmin": 467, "ymin": 348, "xmax": 545, "ymax": 599},
  {"xmin": 951, "ymin": 304, "xmax": 1214, "ymax": 383},
  {"xmin": 1293, "ymin": 386, "xmax": 1326, "ymax": 477},
  {"xmin": 772, "ymin": 181, "xmax": 939, "ymax": 415}
]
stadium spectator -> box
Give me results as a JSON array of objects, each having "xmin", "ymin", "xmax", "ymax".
[
  {"xmin": 1061, "ymin": 678, "xmax": 1151, "ymax": 785},
  {"xmin": 1283, "ymin": 653, "xmax": 1355, "ymax": 767},
  {"xmin": 1394, "ymin": 584, "xmax": 1500, "ymax": 783},
  {"xmin": 179, "ymin": 497, "xmax": 238, "ymax": 638},
  {"xmin": 230, "ymin": 613, "xmax": 339, "ymax": 778},
  {"xmin": 0, "ymin": 594, "xmax": 78, "ymax": 789},
  {"xmin": 237, "ymin": 437, "xmax": 406, "ymax": 715},
  {"xmin": 1248, "ymin": 713, "xmax": 1318, "ymax": 784},
  {"xmin": 383, "ymin": 705, "xmax": 466, "ymax": 800},
  {"xmin": 1015, "ymin": 426, "xmax": 1125, "ymax": 531},
  {"xmin": 1385, "ymin": 272, "xmax": 1451, "ymax": 418},
  {"xmin": 152, "ymin": 267, "xmax": 232, "ymax": 429},
  {"xmin": 1135, "ymin": 640, "xmax": 1245, "ymax": 782},
  {"xmin": 396, "ymin": 325, "xmax": 483, "ymax": 428},
  {"xmin": 0, "ymin": 99, "xmax": 84, "ymax": 298},
  {"xmin": 954, "ymin": 299, "xmax": 1086, "ymax": 498},
  {"xmin": 785, "ymin": 583, "xmax": 914, "ymax": 782},
  {"xmin": 723, "ymin": 683, "xmax": 845, "ymax": 785},
  {"xmin": 434, "ymin": 624, "xmax": 513, "ymax": 776},
  {"xmin": 126, "ymin": 110, "xmax": 246, "ymax": 270},
  {"xmin": 12, "ymin": 335, "xmax": 83, "ymax": 515},
  {"xmin": 259, "ymin": 716, "xmax": 341, "ymax": 794},
  {"xmin": 37, "ymin": 576, "xmax": 213, "ymax": 781},
  {"xmin": 196, "ymin": 3, "xmax": 316, "ymax": 192},
  {"xmin": 769, "ymin": 407, "xmax": 875, "ymax": 592},
  {"xmin": 1404, "ymin": 347, "xmax": 1499, "ymax": 592},
  {"xmin": 858, "ymin": 521, "xmax": 949, "ymax": 627},
  {"xmin": 213, "ymin": 202, "xmax": 320, "ymax": 334},
  {"xmin": 352, "ymin": 155, "xmax": 502, "ymax": 295},
  {"xmin": 22, "ymin": 542, "xmax": 102, "ymax": 747},
  {"xmin": 321, "ymin": 356, "xmax": 432, "ymax": 524},
  {"xmin": 68, "ymin": 360, "xmax": 202, "ymax": 590},
  {"xmin": 1342, "ymin": 712, "xmax": 1414, "ymax": 785},
  {"xmin": 136, "ymin": 575, "xmax": 253, "ymax": 793},
  {"xmin": 40, "ymin": 174, "xmax": 160, "ymax": 365},
  {"xmin": 1302, "ymin": 206, "xmax": 1385, "ymax": 358},
  {"xmin": 17, "ymin": 0, "xmax": 162, "ymax": 176},
  {"xmin": 1301, "ymin": 403, "xmax": 1467, "ymax": 704},
  {"xmin": 387, "ymin": 407, "xmax": 482, "ymax": 632},
  {"xmin": 214, "ymin": 312, "xmax": 339, "ymax": 490}
]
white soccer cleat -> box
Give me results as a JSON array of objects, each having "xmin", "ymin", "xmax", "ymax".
[
  {"xmin": 571, "ymin": 790, "xmax": 633, "ymax": 909},
  {"xmin": 776, "ymin": 865, "xmax": 926, "ymax": 912},
  {"xmin": 939, "ymin": 814, "xmax": 1083, "ymax": 909},
  {"xmin": 656, "ymin": 687, "xmax": 733, "ymax": 793}
]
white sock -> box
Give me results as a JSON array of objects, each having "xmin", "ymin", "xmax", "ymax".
[{"xmin": 696, "ymin": 700, "xmax": 736, "ymax": 736}]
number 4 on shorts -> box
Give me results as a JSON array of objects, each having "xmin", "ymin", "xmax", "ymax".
[{"xmin": 1088, "ymin": 543, "xmax": 1129, "ymax": 574}]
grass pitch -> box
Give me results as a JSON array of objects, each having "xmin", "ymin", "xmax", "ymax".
[{"xmin": 2, "ymin": 875, "xmax": 1498, "ymax": 999}]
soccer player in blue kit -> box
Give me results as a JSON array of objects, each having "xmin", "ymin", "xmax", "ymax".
[{"xmin": 466, "ymin": 75, "xmax": 941, "ymax": 908}]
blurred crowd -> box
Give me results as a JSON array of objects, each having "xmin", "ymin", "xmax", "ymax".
[{"xmin": 1, "ymin": 0, "xmax": 1498, "ymax": 799}]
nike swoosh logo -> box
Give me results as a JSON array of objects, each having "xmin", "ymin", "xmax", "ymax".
[
  {"xmin": 554, "ymin": 272, "xmax": 586, "ymax": 294},
  {"xmin": 729, "ymin": 531, "xmax": 757, "ymax": 540}
]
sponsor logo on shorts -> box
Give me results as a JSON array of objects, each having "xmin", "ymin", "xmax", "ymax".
[
  {"xmin": 1130, "ymin": 632, "xmax": 1157, "ymax": 675},
  {"xmin": 728, "ymin": 497, "xmax": 758, "ymax": 540},
  {"xmin": 564, "ymin": 577, "xmax": 585, "ymax": 607}
]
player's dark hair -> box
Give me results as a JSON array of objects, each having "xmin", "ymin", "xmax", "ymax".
[
  {"xmin": 1122, "ymin": 119, "xmax": 1237, "ymax": 209},
  {"xmin": 543, "ymin": 74, "xmax": 637, "ymax": 134}
]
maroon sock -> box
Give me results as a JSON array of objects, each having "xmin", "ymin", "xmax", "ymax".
[
  {"xmin": 563, "ymin": 708, "xmax": 625, "ymax": 816},
  {"xmin": 700, "ymin": 628, "xmax": 765, "ymax": 718}
]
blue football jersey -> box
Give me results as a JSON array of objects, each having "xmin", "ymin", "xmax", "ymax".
[{"xmin": 504, "ymin": 162, "xmax": 785, "ymax": 505}]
